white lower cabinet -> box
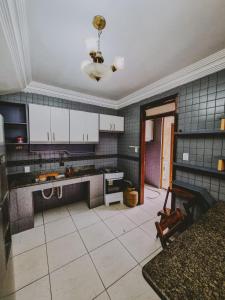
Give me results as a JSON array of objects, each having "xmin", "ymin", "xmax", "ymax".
[{"xmin": 70, "ymin": 110, "xmax": 99, "ymax": 143}]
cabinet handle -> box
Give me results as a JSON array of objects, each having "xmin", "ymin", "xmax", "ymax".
[
  {"xmin": 83, "ymin": 134, "xmax": 84, "ymax": 141},
  {"xmin": 114, "ymin": 124, "xmax": 115, "ymax": 130},
  {"xmin": 87, "ymin": 134, "xmax": 88, "ymax": 141},
  {"xmin": 53, "ymin": 132, "xmax": 55, "ymax": 141},
  {"xmin": 47, "ymin": 132, "xmax": 49, "ymax": 141}
]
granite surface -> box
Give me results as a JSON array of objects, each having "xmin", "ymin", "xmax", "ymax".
[
  {"xmin": 143, "ymin": 201, "xmax": 225, "ymax": 300},
  {"xmin": 8, "ymin": 169, "xmax": 103, "ymax": 189}
]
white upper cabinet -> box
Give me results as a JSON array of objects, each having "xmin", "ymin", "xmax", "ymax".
[
  {"xmin": 69, "ymin": 110, "xmax": 86, "ymax": 143},
  {"xmin": 100, "ymin": 114, "xmax": 124, "ymax": 132},
  {"xmin": 84, "ymin": 112, "xmax": 99, "ymax": 143},
  {"xmin": 70, "ymin": 110, "xmax": 99, "ymax": 143},
  {"xmin": 29, "ymin": 104, "xmax": 51, "ymax": 143},
  {"xmin": 50, "ymin": 107, "xmax": 69, "ymax": 143},
  {"xmin": 29, "ymin": 104, "xmax": 69, "ymax": 144}
]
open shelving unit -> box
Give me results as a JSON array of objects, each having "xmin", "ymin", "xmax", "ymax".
[
  {"xmin": 174, "ymin": 129, "xmax": 225, "ymax": 137},
  {"xmin": 0, "ymin": 102, "xmax": 29, "ymax": 145},
  {"xmin": 173, "ymin": 162, "xmax": 225, "ymax": 179},
  {"xmin": 174, "ymin": 120, "xmax": 225, "ymax": 179}
]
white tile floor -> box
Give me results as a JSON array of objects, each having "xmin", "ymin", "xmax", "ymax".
[{"xmin": 3, "ymin": 186, "xmax": 167, "ymax": 300}]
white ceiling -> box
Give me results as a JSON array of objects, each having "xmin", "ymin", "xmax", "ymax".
[{"xmin": 0, "ymin": 0, "xmax": 225, "ymax": 106}]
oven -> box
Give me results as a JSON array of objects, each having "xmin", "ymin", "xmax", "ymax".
[
  {"xmin": 104, "ymin": 172, "xmax": 124, "ymax": 205},
  {"xmin": 105, "ymin": 178, "xmax": 123, "ymax": 194}
]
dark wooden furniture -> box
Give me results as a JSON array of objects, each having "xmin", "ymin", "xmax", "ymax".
[{"xmin": 155, "ymin": 187, "xmax": 195, "ymax": 248}]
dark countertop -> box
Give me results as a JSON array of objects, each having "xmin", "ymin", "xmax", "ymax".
[
  {"xmin": 142, "ymin": 201, "xmax": 225, "ymax": 300},
  {"xmin": 8, "ymin": 169, "xmax": 103, "ymax": 189}
]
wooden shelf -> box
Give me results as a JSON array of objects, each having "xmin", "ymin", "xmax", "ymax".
[
  {"xmin": 174, "ymin": 130, "xmax": 225, "ymax": 137},
  {"xmin": 173, "ymin": 162, "xmax": 225, "ymax": 179},
  {"xmin": 4, "ymin": 122, "xmax": 27, "ymax": 126},
  {"xmin": 6, "ymin": 143, "xmax": 28, "ymax": 145}
]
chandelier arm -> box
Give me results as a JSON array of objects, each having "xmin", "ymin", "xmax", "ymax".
[{"xmin": 98, "ymin": 30, "xmax": 102, "ymax": 52}]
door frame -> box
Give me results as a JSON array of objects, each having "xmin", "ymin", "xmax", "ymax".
[{"xmin": 139, "ymin": 94, "xmax": 178, "ymax": 205}]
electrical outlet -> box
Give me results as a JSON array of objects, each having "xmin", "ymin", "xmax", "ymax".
[
  {"xmin": 183, "ymin": 153, "xmax": 189, "ymax": 161},
  {"xmin": 24, "ymin": 166, "xmax": 30, "ymax": 173}
]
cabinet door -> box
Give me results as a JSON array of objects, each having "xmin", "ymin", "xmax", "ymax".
[
  {"xmin": 70, "ymin": 110, "xmax": 85, "ymax": 143},
  {"xmin": 51, "ymin": 107, "xmax": 69, "ymax": 143},
  {"xmin": 99, "ymin": 114, "xmax": 113, "ymax": 131},
  {"xmin": 85, "ymin": 112, "xmax": 99, "ymax": 143},
  {"xmin": 113, "ymin": 116, "xmax": 124, "ymax": 132},
  {"xmin": 29, "ymin": 104, "xmax": 51, "ymax": 143}
]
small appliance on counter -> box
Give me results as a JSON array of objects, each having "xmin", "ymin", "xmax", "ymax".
[
  {"xmin": 103, "ymin": 167, "xmax": 124, "ymax": 206},
  {"xmin": 35, "ymin": 172, "xmax": 65, "ymax": 182}
]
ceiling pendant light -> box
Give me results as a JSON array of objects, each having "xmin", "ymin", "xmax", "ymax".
[{"xmin": 81, "ymin": 15, "xmax": 124, "ymax": 82}]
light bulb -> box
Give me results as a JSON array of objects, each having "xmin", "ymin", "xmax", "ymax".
[
  {"xmin": 113, "ymin": 56, "xmax": 124, "ymax": 70},
  {"xmin": 85, "ymin": 37, "xmax": 97, "ymax": 53}
]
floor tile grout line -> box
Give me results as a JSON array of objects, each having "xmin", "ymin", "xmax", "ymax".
[
  {"xmin": 43, "ymin": 216, "xmax": 53, "ymax": 300},
  {"xmin": 9, "ymin": 197, "xmax": 162, "ymax": 291},
  {"xmin": 49, "ymin": 252, "xmax": 87, "ymax": 275},
  {"xmin": 66, "ymin": 206, "xmax": 109, "ymax": 298},
  {"xmin": 11, "ymin": 200, "xmax": 162, "ymax": 297},
  {"xmin": 13, "ymin": 202, "xmax": 159, "ymax": 260},
  {"xmin": 12, "ymin": 241, "xmax": 46, "ymax": 258},
  {"xmin": 105, "ymin": 264, "xmax": 138, "ymax": 292},
  {"xmin": 99, "ymin": 213, "xmax": 140, "ymax": 266},
  {"xmin": 138, "ymin": 247, "xmax": 163, "ymax": 267},
  {"xmin": 1, "ymin": 274, "xmax": 50, "ymax": 299}
]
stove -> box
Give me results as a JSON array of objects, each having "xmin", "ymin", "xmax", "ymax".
[{"xmin": 103, "ymin": 168, "xmax": 124, "ymax": 206}]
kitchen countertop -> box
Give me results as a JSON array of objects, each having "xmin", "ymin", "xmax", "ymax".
[
  {"xmin": 8, "ymin": 169, "xmax": 103, "ymax": 189},
  {"xmin": 142, "ymin": 201, "xmax": 225, "ymax": 300}
]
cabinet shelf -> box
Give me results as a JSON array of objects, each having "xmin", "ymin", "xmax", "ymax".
[
  {"xmin": 173, "ymin": 162, "xmax": 225, "ymax": 179},
  {"xmin": 0, "ymin": 102, "xmax": 29, "ymax": 144},
  {"xmin": 4, "ymin": 122, "xmax": 27, "ymax": 126},
  {"xmin": 174, "ymin": 130, "xmax": 225, "ymax": 137}
]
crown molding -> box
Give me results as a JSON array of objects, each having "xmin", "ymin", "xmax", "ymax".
[
  {"xmin": 24, "ymin": 81, "xmax": 118, "ymax": 109},
  {"xmin": 0, "ymin": 0, "xmax": 31, "ymax": 89},
  {"xmin": 117, "ymin": 48, "xmax": 225, "ymax": 109}
]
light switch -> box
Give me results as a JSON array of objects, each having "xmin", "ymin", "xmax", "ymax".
[
  {"xmin": 24, "ymin": 166, "xmax": 30, "ymax": 173},
  {"xmin": 183, "ymin": 153, "xmax": 189, "ymax": 161}
]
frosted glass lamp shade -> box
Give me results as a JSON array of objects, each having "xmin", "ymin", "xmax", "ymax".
[
  {"xmin": 81, "ymin": 60, "xmax": 91, "ymax": 71},
  {"xmin": 82, "ymin": 62, "xmax": 112, "ymax": 81},
  {"xmin": 85, "ymin": 37, "xmax": 97, "ymax": 53},
  {"xmin": 113, "ymin": 56, "xmax": 124, "ymax": 70}
]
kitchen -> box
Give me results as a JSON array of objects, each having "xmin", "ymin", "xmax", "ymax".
[
  {"xmin": 1, "ymin": 1, "xmax": 225, "ymax": 300},
  {"xmin": 0, "ymin": 100, "xmax": 125, "ymax": 234}
]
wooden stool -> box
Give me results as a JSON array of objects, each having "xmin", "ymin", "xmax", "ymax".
[{"xmin": 155, "ymin": 208, "xmax": 187, "ymax": 248}]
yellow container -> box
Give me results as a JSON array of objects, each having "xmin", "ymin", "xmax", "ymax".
[
  {"xmin": 217, "ymin": 160, "xmax": 225, "ymax": 172},
  {"xmin": 220, "ymin": 119, "xmax": 225, "ymax": 130}
]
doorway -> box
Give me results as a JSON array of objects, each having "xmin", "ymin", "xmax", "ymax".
[{"xmin": 139, "ymin": 96, "xmax": 177, "ymax": 205}]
